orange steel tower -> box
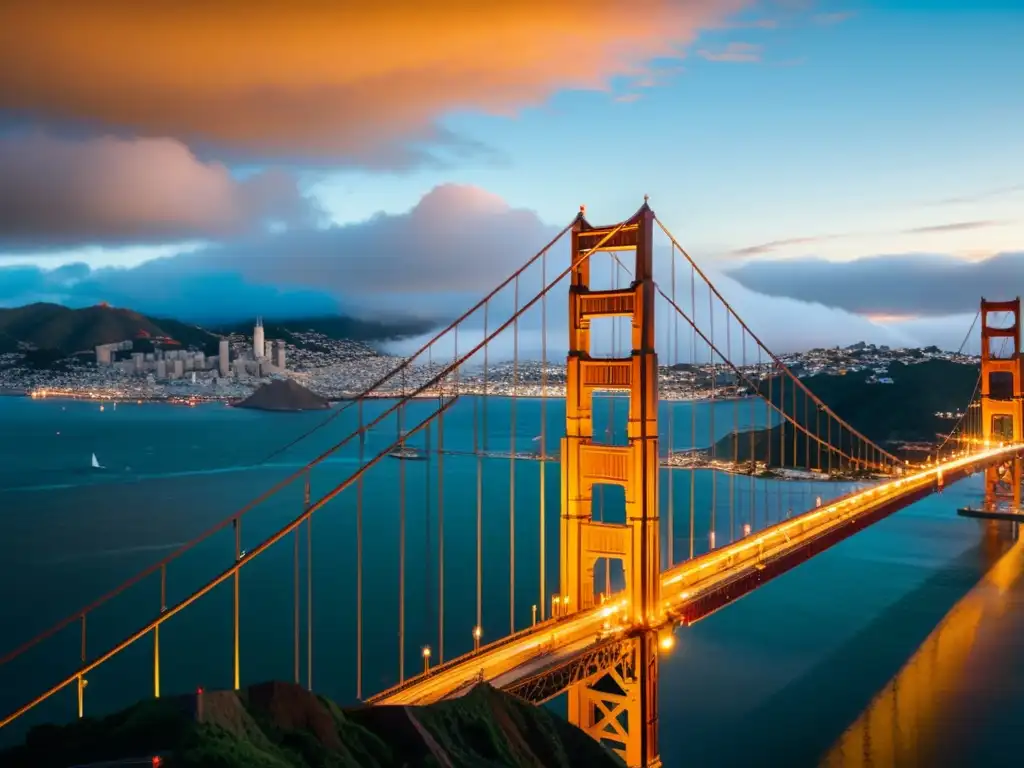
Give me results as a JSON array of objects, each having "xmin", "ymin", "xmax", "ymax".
[
  {"xmin": 979, "ymin": 297, "xmax": 1023, "ymax": 511},
  {"xmin": 560, "ymin": 201, "xmax": 661, "ymax": 767}
]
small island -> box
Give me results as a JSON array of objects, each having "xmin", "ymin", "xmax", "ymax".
[
  {"xmin": 0, "ymin": 681, "xmax": 623, "ymax": 767},
  {"xmin": 234, "ymin": 378, "xmax": 331, "ymax": 412}
]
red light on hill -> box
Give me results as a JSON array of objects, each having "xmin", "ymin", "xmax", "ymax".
[{"xmin": 136, "ymin": 329, "xmax": 151, "ymax": 338}]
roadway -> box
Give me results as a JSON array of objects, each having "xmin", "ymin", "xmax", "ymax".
[{"xmin": 370, "ymin": 444, "xmax": 1024, "ymax": 706}]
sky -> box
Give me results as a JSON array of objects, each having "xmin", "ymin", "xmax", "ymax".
[{"xmin": 0, "ymin": 0, "xmax": 1020, "ymax": 357}]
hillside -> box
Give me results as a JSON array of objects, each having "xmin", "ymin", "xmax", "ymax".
[
  {"xmin": 0, "ymin": 303, "xmax": 435, "ymax": 357},
  {"xmin": 0, "ymin": 303, "xmax": 217, "ymax": 355},
  {"xmin": 0, "ymin": 681, "xmax": 623, "ymax": 768},
  {"xmin": 235, "ymin": 378, "xmax": 332, "ymax": 411},
  {"xmin": 712, "ymin": 359, "xmax": 980, "ymax": 467}
]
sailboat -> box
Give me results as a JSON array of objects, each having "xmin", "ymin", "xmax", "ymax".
[
  {"xmin": 91, "ymin": 453, "xmax": 106, "ymax": 470},
  {"xmin": 388, "ymin": 431, "xmax": 427, "ymax": 461}
]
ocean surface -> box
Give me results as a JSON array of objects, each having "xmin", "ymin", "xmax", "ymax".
[{"xmin": 1, "ymin": 395, "xmax": 1023, "ymax": 765}]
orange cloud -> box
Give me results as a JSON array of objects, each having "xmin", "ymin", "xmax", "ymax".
[{"xmin": 0, "ymin": 0, "xmax": 750, "ymax": 166}]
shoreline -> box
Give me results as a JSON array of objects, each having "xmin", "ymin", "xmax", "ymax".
[{"xmin": 10, "ymin": 389, "xmax": 757, "ymax": 407}]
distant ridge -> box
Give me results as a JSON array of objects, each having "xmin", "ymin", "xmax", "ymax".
[
  {"xmin": 0, "ymin": 302, "xmax": 435, "ymax": 356},
  {"xmin": 0, "ymin": 302, "xmax": 215, "ymax": 355},
  {"xmin": 234, "ymin": 378, "xmax": 331, "ymax": 411}
]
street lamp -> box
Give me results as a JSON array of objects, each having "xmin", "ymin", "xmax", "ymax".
[
  {"xmin": 472, "ymin": 626, "xmax": 482, "ymax": 652},
  {"xmin": 422, "ymin": 646, "xmax": 431, "ymax": 673}
]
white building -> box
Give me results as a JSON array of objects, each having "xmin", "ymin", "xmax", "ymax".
[{"xmin": 253, "ymin": 317, "xmax": 265, "ymax": 360}]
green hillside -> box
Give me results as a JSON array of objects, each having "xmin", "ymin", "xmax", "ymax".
[
  {"xmin": 0, "ymin": 303, "xmax": 217, "ymax": 355},
  {"xmin": 0, "ymin": 303, "xmax": 434, "ymax": 357},
  {"xmin": 0, "ymin": 681, "xmax": 623, "ymax": 768},
  {"xmin": 713, "ymin": 359, "xmax": 980, "ymax": 468}
]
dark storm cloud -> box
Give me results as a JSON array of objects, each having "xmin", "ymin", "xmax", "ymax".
[
  {"xmin": 727, "ymin": 251, "xmax": 1024, "ymax": 317},
  {"xmin": 0, "ymin": 134, "xmax": 322, "ymax": 250}
]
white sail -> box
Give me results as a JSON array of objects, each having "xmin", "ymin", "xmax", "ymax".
[{"xmin": 91, "ymin": 453, "xmax": 103, "ymax": 469}]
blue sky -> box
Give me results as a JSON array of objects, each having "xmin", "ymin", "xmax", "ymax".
[
  {"xmin": 315, "ymin": 1, "xmax": 1023, "ymax": 254},
  {"xmin": 0, "ymin": 0, "xmax": 1020, "ymax": 353}
]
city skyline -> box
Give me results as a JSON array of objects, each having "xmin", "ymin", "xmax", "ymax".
[{"xmin": 0, "ymin": 0, "xmax": 1020, "ymax": 355}]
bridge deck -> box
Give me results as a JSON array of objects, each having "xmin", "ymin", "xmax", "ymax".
[{"xmin": 370, "ymin": 444, "xmax": 1023, "ymax": 706}]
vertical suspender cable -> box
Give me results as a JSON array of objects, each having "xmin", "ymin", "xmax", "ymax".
[
  {"xmin": 510, "ymin": 276, "xmax": 519, "ymax": 634},
  {"xmin": 729, "ymin": 314, "xmax": 736, "ymax": 543},
  {"xmin": 294, "ymin": 512, "xmax": 300, "ymax": 685},
  {"xmin": 689, "ymin": 264, "xmax": 697, "ymax": 560},
  {"xmin": 398, "ymin": 400, "xmax": 406, "ymax": 683},
  {"xmin": 356, "ymin": 400, "xmax": 364, "ymax": 699},
  {"xmin": 765, "ymin": 359, "xmax": 772, "ymax": 527},
  {"xmin": 668, "ymin": 243, "xmax": 677, "ymax": 567},
  {"xmin": 424, "ymin": 416, "xmax": 432, "ymax": 654},
  {"xmin": 539, "ymin": 251, "xmax": 548, "ymax": 620},
  {"xmin": 708, "ymin": 282, "xmax": 716, "ymax": 548},
  {"xmin": 306, "ymin": 479, "xmax": 312, "ymax": 692},
  {"xmin": 233, "ymin": 516, "xmax": 240, "ymax": 691},
  {"xmin": 437, "ymin": 404, "xmax": 445, "ymax": 663},
  {"xmin": 477, "ymin": 304, "xmax": 487, "ymax": 637}
]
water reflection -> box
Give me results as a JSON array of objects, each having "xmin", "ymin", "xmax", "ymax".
[{"xmin": 823, "ymin": 522, "xmax": 1024, "ymax": 767}]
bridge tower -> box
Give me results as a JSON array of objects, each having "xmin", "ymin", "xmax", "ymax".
[
  {"xmin": 560, "ymin": 201, "xmax": 661, "ymax": 767},
  {"xmin": 980, "ymin": 297, "xmax": 1023, "ymax": 511}
]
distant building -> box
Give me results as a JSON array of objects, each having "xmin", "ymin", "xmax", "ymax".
[
  {"xmin": 218, "ymin": 338, "xmax": 230, "ymax": 377},
  {"xmin": 253, "ymin": 317, "xmax": 265, "ymax": 360},
  {"xmin": 273, "ymin": 340, "xmax": 286, "ymax": 370}
]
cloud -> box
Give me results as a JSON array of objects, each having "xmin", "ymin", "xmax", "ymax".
[
  {"xmin": 697, "ymin": 42, "xmax": 764, "ymax": 62},
  {"xmin": 0, "ymin": 133, "xmax": 321, "ymax": 250},
  {"xmin": 731, "ymin": 234, "xmax": 845, "ymax": 257},
  {"xmin": 0, "ymin": 185, "xmax": 981, "ymax": 357},
  {"xmin": 730, "ymin": 219, "xmax": 1012, "ymax": 258},
  {"xmin": 0, "ymin": 0, "xmax": 751, "ymax": 167},
  {"xmin": 727, "ymin": 251, "xmax": 1024, "ymax": 317},
  {"xmin": 902, "ymin": 220, "xmax": 1004, "ymax": 236},
  {"xmin": 0, "ymin": 261, "xmax": 342, "ymax": 324},
  {"xmin": 929, "ymin": 185, "xmax": 1024, "ymax": 206}
]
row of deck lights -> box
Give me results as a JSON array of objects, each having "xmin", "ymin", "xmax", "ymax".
[{"xmin": 417, "ymin": 446, "xmax": 1014, "ymax": 679}]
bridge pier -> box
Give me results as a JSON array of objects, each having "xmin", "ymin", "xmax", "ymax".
[
  {"xmin": 561, "ymin": 201, "xmax": 663, "ymax": 767},
  {"xmin": 567, "ymin": 630, "xmax": 661, "ymax": 768}
]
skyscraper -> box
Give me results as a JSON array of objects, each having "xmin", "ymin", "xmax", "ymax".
[
  {"xmin": 218, "ymin": 338, "xmax": 230, "ymax": 376},
  {"xmin": 253, "ymin": 317, "xmax": 265, "ymax": 360}
]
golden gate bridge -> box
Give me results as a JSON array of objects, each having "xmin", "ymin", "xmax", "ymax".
[{"xmin": 1, "ymin": 200, "xmax": 1021, "ymax": 767}]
